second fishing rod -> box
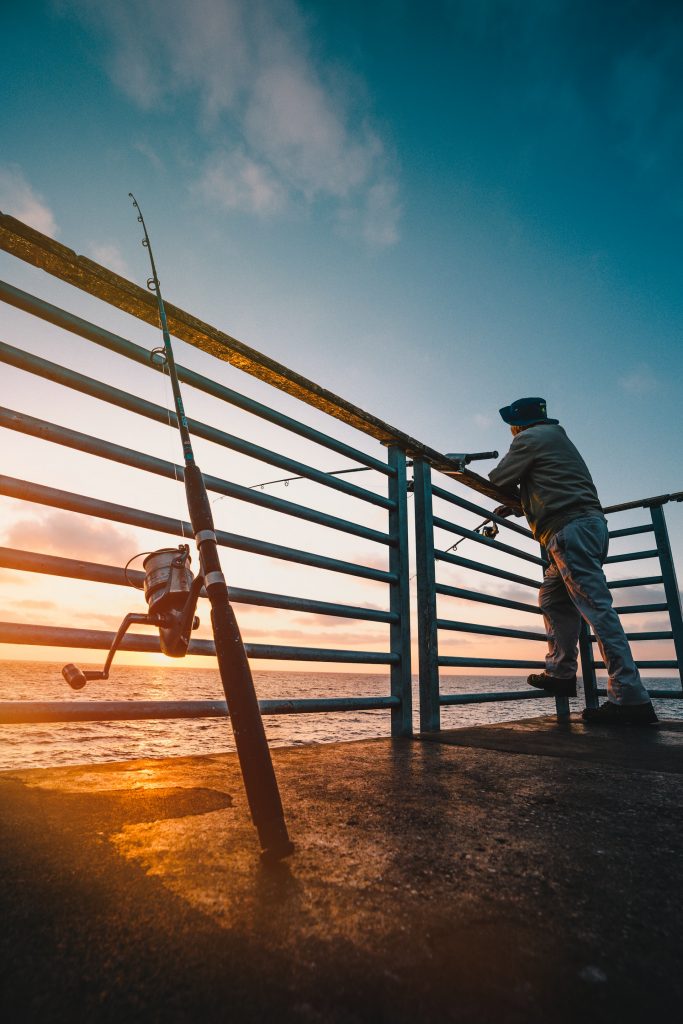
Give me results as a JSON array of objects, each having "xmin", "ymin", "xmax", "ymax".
[{"xmin": 129, "ymin": 194, "xmax": 293, "ymax": 861}]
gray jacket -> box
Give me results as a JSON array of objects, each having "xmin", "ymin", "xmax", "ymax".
[{"xmin": 488, "ymin": 423, "xmax": 604, "ymax": 546}]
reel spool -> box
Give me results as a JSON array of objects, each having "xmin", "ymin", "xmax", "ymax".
[{"xmin": 143, "ymin": 546, "xmax": 194, "ymax": 615}]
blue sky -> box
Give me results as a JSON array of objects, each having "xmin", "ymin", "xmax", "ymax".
[
  {"xmin": 0, "ymin": 0, "xmax": 681, "ymax": 666},
  {"xmin": 3, "ymin": 0, "xmax": 681, "ymax": 469}
]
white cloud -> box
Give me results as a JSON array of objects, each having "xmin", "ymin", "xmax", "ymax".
[
  {"xmin": 194, "ymin": 149, "xmax": 285, "ymax": 215},
  {"xmin": 88, "ymin": 243, "xmax": 132, "ymax": 277},
  {"xmin": 134, "ymin": 139, "xmax": 164, "ymax": 171},
  {"xmin": 243, "ymin": 62, "xmax": 374, "ymax": 200},
  {"xmin": 0, "ymin": 165, "xmax": 57, "ymax": 235},
  {"xmin": 62, "ymin": 0, "xmax": 401, "ymax": 245},
  {"xmin": 2, "ymin": 510, "xmax": 138, "ymax": 564},
  {"xmin": 336, "ymin": 179, "xmax": 401, "ymax": 249},
  {"xmin": 360, "ymin": 180, "xmax": 402, "ymax": 248},
  {"xmin": 91, "ymin": 0, "xmax": 251, "ymax": 115},
  {"xmin": 618, "ymin": 364, "xmax": 659, "ymax": 396}
]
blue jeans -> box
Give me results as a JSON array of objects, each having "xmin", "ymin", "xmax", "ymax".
[{"xmin": 541, "ymin": 516, "xmax": 650, "ymax": 706}]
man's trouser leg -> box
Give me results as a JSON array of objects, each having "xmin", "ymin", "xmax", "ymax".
[
  {"xmin": 539, "ymin": 562, "xmax": 581, "ymax": 679},
  {"xmin": 546, "ymin": 517, "xmax": 650, "ymax": 706}
]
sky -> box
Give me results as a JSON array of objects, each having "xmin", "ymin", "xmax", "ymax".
[{"xmin": 0, "ymin": 0, "xmax": 681, "ymax": 678}]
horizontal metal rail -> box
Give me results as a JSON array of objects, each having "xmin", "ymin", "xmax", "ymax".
[
  {"xmin": 440, "ymin": 689, "xmax": 683, "ymax": 706},
  {"xmin": 436, "ymin": 619, "xmax": 546, "ymax": 641},
  {"xmin": 603, "ymin": 493, "xmax": 682, "ymax": 513},
  {"xmin": 589, "ymin": 631, "xmax": 673, "ymax": 642},
  {"xmin": 595, "ymin": 690, "xmax": 683, "ymax": 700},
  {"xmin": 607, "ymin": 576, "xmax": 663, "ymax": 589},
  {"xmin": 438, "ymin": 657, "xmax": 544, "ymax": 669},
  {"xmin": 0, "ymin": 476, "xmax": 395, "ymax": 584},
  {"xmin": 440, "ymin": 690, "xmax": 559, "ymax": 705},
  {"xmin": 435, "ymin": 548, "xmax": 542, "ymax": 589},
  {"xmin": 592, "ymin": 659, "xmax": 678, "ymax": 670},
  {"xmin": 0, "ymin": 406, "xmax": 391, "ymax": 546},
  {"xmin": 430, "ymin": 482, "xmax": 533, "ymax": 539},
  {"xmin": 435, "ymin": 583, "xmax": 542, "ymax": 615},
  {"xmin": 604, "ymin": 549, "xmax": 658, "ymax": 564},
  {"xmin": 0, "ymin": 279, "xmax": 392, "ymax": 475},
  {"xmin": 0, "ymin": 340, "xmax": 392, "ymax": 510},
  {"xmin": 432, "ymin": 515, "xmax": 544, "ymax": 566},
  {"xmin": 608, "ymin": 524, "xmax": 653, "ymax": 539},
  {"xmin": 0, "ymin": 622, "xmax": 398, "ymax": 663},
  {"xmin": 0, "ymin": 547, "xmax": 396, "ymax": 623},
  {"xmin": 0, "ymin": 696, "xmax": 400, "ymax": 725},
  {"xmin": 1, "ymin": 687, "xmax": 678, "ymax": 724},
  {"xmin": 613, "ymin": 602, "xmax": 668, "ymax": 615}
]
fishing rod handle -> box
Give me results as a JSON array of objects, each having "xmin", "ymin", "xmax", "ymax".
[
  {"xmin": 184, "ymin": 463, "xmax": 215, "ymax": 535},
  {"xmin": 466, "ymin": 450, "xmax": 499, "ymax": 462},
  {"xmin": 445, "ymin": 451, "xmax": 499, "ymax": 466},
  {"xmin": 210, "ymin": 597, "xmax": 294, "ymax": 860}
]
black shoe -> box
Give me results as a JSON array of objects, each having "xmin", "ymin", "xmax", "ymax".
[
  {"xmin": 527, "ymin": 672, "xmax": 577, "ymax": 698},
  {"xmin": 582, "ymin": 701, "xmax": 659, "ymax": 726}
]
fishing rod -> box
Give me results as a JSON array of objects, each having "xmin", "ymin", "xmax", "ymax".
[
  {"xmin": 244, "ymin": 451, "xmax": 504, "ymax": 557},
  {"xmin": 248, "ymin": 466, "xmax": 372, "ymax": 490},
  {"xmin": 245, "ymin": 451, "xmax": 499, "ymax": 495},
  {"xmin": 64, "ymin": 195, "xmax": 294, "ymax": 862},
  {"xmin": 444, "ymin": 515, "xmax": 499, "ymax": 554}
]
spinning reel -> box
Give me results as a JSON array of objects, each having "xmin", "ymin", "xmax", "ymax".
[{"xmin": 62, "ymin": 545, "xmax": 203, "ymax": 690}]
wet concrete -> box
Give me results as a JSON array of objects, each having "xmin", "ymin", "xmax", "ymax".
[{"xmin": 0, "ymin": 715, "xmax": 681, "ymax": 1023}]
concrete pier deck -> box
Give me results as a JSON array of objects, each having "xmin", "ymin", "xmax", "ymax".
[{"xmin": 1, "ymin": 715, "xmax": 681, "ymax": 1023}]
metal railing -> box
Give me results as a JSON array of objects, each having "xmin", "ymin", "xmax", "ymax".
[
  {"xmin": 580, "ymin": 494, "xmax": 683, "ymax": 708},
  {"xmin": 0, "ymin": 269, "xmax": 412, "ymax": 733},
  {"xmin": 413, "ymin": 457, "xmax": 683, "ymax": 730},
  {"xmin": 0, "ymin": 212, "xmax": 681, "ymax": 738}
]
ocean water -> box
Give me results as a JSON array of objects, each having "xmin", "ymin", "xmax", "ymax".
[{"xmin": 0, "ymin": 660, "xmax": 680, "ymax": 771}]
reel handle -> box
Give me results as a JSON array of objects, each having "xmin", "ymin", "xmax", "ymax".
[
  {"xmin": 62, "ymin": 612, "xmax": 155, "ymax": 690},
  {"xmin": 62, "ymin": 665, "xmax": 106, "ymax": 690}
]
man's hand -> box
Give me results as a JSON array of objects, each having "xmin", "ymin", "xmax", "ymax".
[{"xmin": 493, "ymin": 504, "xmax": 519, "ymax": 518}]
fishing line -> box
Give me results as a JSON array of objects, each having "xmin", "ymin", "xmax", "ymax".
[
  {"xmin": 211, "ymin": 464, "xmax": 373, "ymax": 505},
  {"xmin": 407, "ymin": 515, "xmax": 499, "ymax": 584},
  {"xmin": 444, "ymin": 516, "xmax": 498, "ymax": 555},
  {"xmin": 123, "ymin": 550, "xmax": 155, "ymax": 590}
]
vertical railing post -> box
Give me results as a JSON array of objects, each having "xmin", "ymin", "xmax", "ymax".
[
  {"xmin": 579, "ymin": 620, "xmax": 599, "ymax": 709},
  {"xmin": 413, "ymin": 458, "xmax": 440, "ymax": 732},
  {"xmin": 650, "ymin": 503, "xmax": 683, "ymax": 686},
  {"xmin": 388, "ymin": 446, "xmax": 413, "ymax": 736}
]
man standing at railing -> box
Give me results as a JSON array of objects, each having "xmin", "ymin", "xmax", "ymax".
[{"xmin": 487, "ymin": 397, "xmax": 658, "ymax": 725}]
